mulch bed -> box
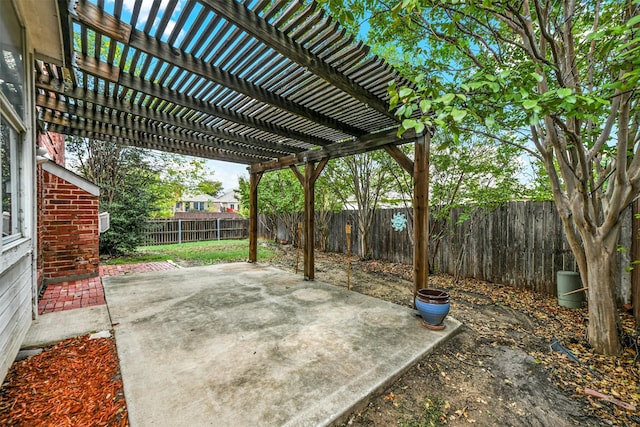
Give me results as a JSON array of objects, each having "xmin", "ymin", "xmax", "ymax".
[{"xmin": 0, "ymin": 335, "xmax": 128, "ymax": 426}]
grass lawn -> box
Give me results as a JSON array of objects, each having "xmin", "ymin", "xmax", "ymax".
[{"xmin": 103, "ymin": 239, "xmax": 277, "ymax": 265}]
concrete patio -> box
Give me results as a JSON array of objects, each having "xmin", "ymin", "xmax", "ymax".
[{"xmin": 103, "ymin": 263, "xmax": 460, "ymax": 426}]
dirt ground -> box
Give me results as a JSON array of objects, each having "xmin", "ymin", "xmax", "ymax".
[{"xmin": 268, "ymin": 244, "xmax": 639, "ymax": 426}]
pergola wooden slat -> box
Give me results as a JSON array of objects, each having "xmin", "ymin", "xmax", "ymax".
[{"xmin": 38, "ymin": 0, "xmax": 430, "ymax": 299}]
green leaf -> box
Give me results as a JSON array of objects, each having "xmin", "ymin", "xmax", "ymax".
[
  {"xmin": 531, "ymin": 72, "xmax": 544, "ymax": 83},
  {"xmin": 389, "ymin": 93, "xmax": 399, "ymax": 110},
  {"xmin": 402, "ymin": 118, "xmax": 417, "ymax": 129},
  {"xmin": 451, "ymin": 108, "xmax": 467, "ymax": 122},
  {"xmin": 440, "ymin": 93, "xmax": 455, "ymax": 105},
  {"xmin": 557, "ymin": 88, "xmax": 572, "ymax": 98},
  {"xmin": 419, "ymin": 99, "xmax": 432, "ymax": 113},
  {"xmin": 398, "ymin": 87, "xmax": 413, "ymax": 98},
  {"xmin": 485, "ymin": 116, "xmax": 495, "ymax": 127},
  {"xmin": 436, "ymin": 139, "xmax": 450, "ymax": 150},
  {"xmin": 414, "ymin": 121, "xmax": 425, "ymax": 135},
  {"xmin": 627, "ymin": 15, "xmax": 640, "ymax": 27},
  {"xmin": 523, "ymin": 99, "xmax": 538, "ymax": 110},
  {"xmin": 404, "ymin": 104, "xmax": 416, "ymax": 118}
]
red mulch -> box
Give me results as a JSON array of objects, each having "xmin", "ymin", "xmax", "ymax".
[{"xmin": 0, "ymin": 335, "xmax": 128, "ymax": 426}]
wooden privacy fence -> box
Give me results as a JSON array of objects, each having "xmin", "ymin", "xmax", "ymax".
[
  {"xmin": 259, "ymin": 201, "xmax": 635, "ymax": 299},
  {"xmin": 143, "ymin": 218, "xmax": 248, "ymax": 245}
]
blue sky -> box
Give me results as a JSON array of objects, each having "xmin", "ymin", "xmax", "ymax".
[{"xmin": 206, "ymin": 159, "xmax": 246, "ymax": 192}]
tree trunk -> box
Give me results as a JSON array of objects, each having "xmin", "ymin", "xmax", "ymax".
[
  {"xmin": 358, "ymin": 210, "xmax": 370, "ymax": 259},
  {"xmin": 359, "ymin": 224, "xmax": 369, "ymax": 259},
  {"xmin": 582, "ymin": 231, "xmax": 622, "ymax": 355}
]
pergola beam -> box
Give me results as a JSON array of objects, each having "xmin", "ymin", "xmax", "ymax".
[
  {"xmin": 36, "ymin": 78, "xmax": 305, "ymax": 155},
  {"xmin": 37, "ymin": 96, "xmax": 287, "ymax": 159},
  {"xmin": 75, "ymin": 54, "xmax": 335, "ymax": 147},
  {"xmin": 250, "ymin": 128, "xmax": 416, "ymax": 173},
  {"xmin": 46, "ymin": 118, "xmax": 262, "ymax": 164},
  {"xmin": 74, "ymin": 1, "xmax": 367, "ymax": 137},
  {"xmin": 46, "ymin": 124, "xmax": 247, "ymax": 162},
  {"xmin": 384, "ymin": 145, "xmax": 414, "ymax": 174},
  {"xmin": 201, "ymin": 0, "xmax": 398, "ymax": 121}
]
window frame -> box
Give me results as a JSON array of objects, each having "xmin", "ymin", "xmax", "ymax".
[
  {"xmin": 0, "ymin": 93, "xmax": 27, "ymax": 247},
  {"xmin": 0, "ymin": 0, "xmax": 30, "ymax": 257}
]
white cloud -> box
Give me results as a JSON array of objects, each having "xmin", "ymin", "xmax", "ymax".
[
  {"xmin": 162, "ymin": 20, "xmax": 186, "ymax": 41},
  {"xmin": 121, "ymin": 0, "xmax": 173, "ymax": 25},
  {"xmin": 206, "ymin": 160, "xmax": 248, "ymax": 192}
]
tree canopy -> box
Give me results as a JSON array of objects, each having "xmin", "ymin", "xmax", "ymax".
[
  {"xmin": 320, "ymin": 0, "xmax": 640, "ymax": 355},
  {"xmin": 67, "ymin": 137, "xmax": 216, "ymax": 253}
]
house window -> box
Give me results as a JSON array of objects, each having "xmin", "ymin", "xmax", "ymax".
[
  {"xmin": 1, "ymin": 0, "xmax": 25, "ymax": 246},
  {"xmin": 198, "ymin": 202, "xmax": 204, "ymax": 211},
  {"xmin": 185, "ymin": 202, "xmax": 190, "ymax": 211},
  {"xmin": 0, "ymin": 0, "xmax": 24, "ymax": 120},
  {"xmin": 1, "ymin": 117, "xmax": 22, "ymax": 241},
  {"xmin": 230, "ymin": 204, "xmax": 235, "ymax": 210}
]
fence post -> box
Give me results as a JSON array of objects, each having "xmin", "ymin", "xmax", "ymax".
[
  {"xmin": 217, "ymin": 218, "xmax": 221, "ymax": 240},
  {"xmin": 178, "ymin": 219, "xmax": 182, "ymax": 244}
]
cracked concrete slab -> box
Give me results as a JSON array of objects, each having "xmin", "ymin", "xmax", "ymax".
[{"xmin": 103, "ymin": 263, "xmax": 460, "ymax": 426}]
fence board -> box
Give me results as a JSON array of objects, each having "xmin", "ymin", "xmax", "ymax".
[
  {"xmin": 143, "ymin": 218, "xmax": 248, "ymax": 245},
  {"xmin": 259, "ymin": 201, "xmax": 633, "ymax": 299}
]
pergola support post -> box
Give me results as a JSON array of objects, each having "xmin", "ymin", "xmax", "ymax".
[
  {"xmin": 413, "ymin": 133, "xmax": 430, "ymax": 302},
  {"xmin": 290, "ymin": 158, "xmax": 328, "ymax": 280},
  {"xmin": 303, "ymin": 162, "xmax": 316, "ymax": 280},
  {"xmin": 248, "ymin": 171, "xmax": 263, "ymax": 263}
]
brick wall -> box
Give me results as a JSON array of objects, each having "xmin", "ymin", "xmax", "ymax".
[{"xmin": 38, "ymin": 165, "xmax": 100, "ymax": 284}]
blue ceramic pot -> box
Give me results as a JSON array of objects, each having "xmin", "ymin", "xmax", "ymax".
[{"xmin": 415, "ymin": 297, "xmax": 450, "ymax": 326}]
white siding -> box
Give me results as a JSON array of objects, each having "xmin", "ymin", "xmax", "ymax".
[
  {"xmin": 0, "ymin": 253, "xmax": 32, "ymax": 381},
  {"xmin": 0, "ymin": 0, "xmax": 40, "ymax": 383}
]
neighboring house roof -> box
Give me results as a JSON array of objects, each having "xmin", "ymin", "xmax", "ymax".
[
  {"xmin": 179, "ymin": 193, "xmax": 215, "ymax": 203},
  {"xmin": 216, "ymin": 190, "xmax": 239, "ymax": 203}
]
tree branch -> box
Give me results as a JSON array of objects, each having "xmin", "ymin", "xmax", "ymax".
[{"xmin": 458, "ymin": 126, "xmax": 543, "ymax": 160}]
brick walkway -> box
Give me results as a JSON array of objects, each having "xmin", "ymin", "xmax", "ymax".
[
  {"xmin": 99, "ymin": 261, "xmax": 178, "ymax": 277},
  {"xmin": 38, "ymin": 277, "xmax": 105, "ymax": 315},
  {"xmin": 39, "ymin": 261, "xmax": 178, "ymax": 315}
]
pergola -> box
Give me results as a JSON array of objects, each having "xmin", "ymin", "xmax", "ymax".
[{"xmin": 35, "ymin": 0, "xmax": 430, "ymax": 294}]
